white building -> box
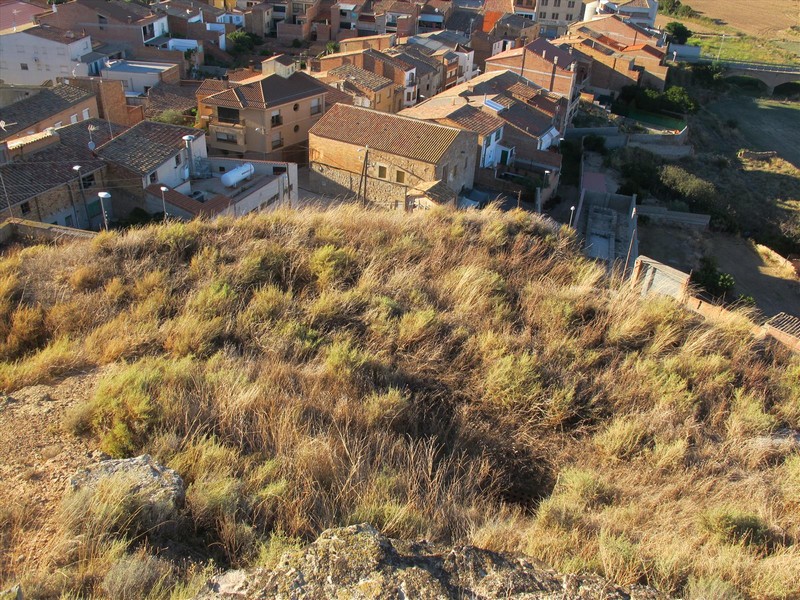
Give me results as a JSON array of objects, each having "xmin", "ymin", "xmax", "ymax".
[
  {"xmin": 585, "ymin": 0, "xmax": 659, "ymax": 28},
  {"xmin": 0, "ymin": 24, "xmax": 93, "ymax": 85}
]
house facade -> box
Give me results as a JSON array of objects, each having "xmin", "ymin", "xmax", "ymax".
[
  {"xmin": 484, "ymin": 37, "xmax": 582, "ymax": 123},
  {"xmin": 308, "ymin": 104, "xmax": 477, "ymax": 209},
  {"xmin": 0, "ymin": 25, "xmax": 94, "ymax": 86},
  {"xmin": 198, "ymin": 60, "xmax": 329, "ymax": 162}
]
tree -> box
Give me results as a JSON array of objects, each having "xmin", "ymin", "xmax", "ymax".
[
  {"xmin": 151, "ymin": 110, "xmax": 188, "ymax": 126},
  {"xmin": 325, "ymin": 41, "xmax": 340, "ymax": 55},
  {"xmin": 227, "ymin": 31, "xmax": 256, "ymax": 55},
  {"xmin": 665, "ymin": 21, "xmax": 692, "ymax": 45}
]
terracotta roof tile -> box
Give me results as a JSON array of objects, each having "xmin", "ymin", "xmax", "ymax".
[
  {"xmin": 310, "ymin": 104, "xmax": 467, "ymax": 164},
  {"xmin": 327, "ymin": 64, "xmax": 393, "ymax": 92},
  {"xmin": 202, "ymin": 72, "xmax": 326, "ymax": 110},
  {"xmin": 0, "ymin": 84, "xmax": 96, "ymax": 139},
  {"xmin": 96, "ymin": 121, "xmax": 203, "ymax": 175}
]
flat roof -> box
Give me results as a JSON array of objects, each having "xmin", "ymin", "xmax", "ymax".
[{"xmin": 102, "ymin": 60, "xmax": 177, "ymax": 73}]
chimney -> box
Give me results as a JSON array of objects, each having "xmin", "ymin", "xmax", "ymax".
[{"xmin": 183, "ymin": 135, "xmax": 195, "ymax": 179}]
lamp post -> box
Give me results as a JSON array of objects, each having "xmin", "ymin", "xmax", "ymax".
[
  {"xmin": 568, "ymin": 205, "xmax": 576, "ymax": 228},
  {"xmin": 544, "ymin": 169, "xmax": 551, "ymax": 188},
  {"xmin": 72, "ymin": 165, "xmax": 88, "ymax": 227},
  {"xmin": 97, "ymin": 192, "xmax": 110, "ymax": 231},
  {"xmin": 159, "ymin": 186, "xmax": 169, "ymax": 222},
  {"xmin": 717, "ymin": 34, "xmax": 725, "ymax": 62}
]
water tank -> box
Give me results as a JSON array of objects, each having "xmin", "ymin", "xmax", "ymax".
[{"xmin": 221, "ymin": 163, "xmax": 255, "ymax": 187}]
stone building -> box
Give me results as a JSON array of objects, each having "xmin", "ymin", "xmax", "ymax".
[{"xmin": 308, "ymin": 103, "xmax": 477, "ymax": 209}]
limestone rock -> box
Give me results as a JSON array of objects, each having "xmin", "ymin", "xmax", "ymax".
[
  {"xmin": 193, "ymin": 523, "xmax": 667, "ymax": 599},
  {"xmin": 68, "ymin": 454, "xmax": 184, "ymax": 533}
]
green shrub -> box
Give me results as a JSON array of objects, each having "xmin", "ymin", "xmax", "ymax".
[
  {"xmin": 309, "ymin": 244, "xmax": 356, "ymax": 287},
  {"xmin": 701, "ymin": 507, "xmax": 772, "ymax": 548}
]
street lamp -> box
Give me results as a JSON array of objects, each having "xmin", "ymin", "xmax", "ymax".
[
  {"xmin": 72, "ymin": 165, "xmax": 88, "ymax": 226},
  {"xmin": 544, "ymin": 169, "xmax": 551, "ymax": 188},
  {"xmin": 159, "ymin": 186, "xmax": 169, "ymax": 222},
  {"xmin": 717, "ymin": 34, "xmax": 726, "ymax": 62},
  {"xmin": 97, "ymin": 192, "xmax": 110, "ymax": 231},
  {"xmin": 568, "ymin": 205, "xmax": 576, "ymax": 228}
]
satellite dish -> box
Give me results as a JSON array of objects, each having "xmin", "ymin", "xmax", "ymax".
[{"xmin": 88, "ymin": 140, "xmax": 96, "ymax": 151}]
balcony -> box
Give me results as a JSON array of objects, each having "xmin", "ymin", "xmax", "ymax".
[
  {"xmin": 271, "ymin": 115, "xmax": 283, "ymax": 127},
  {"xmin": 272, "ymin": 138, "xmax": 284, "ymax": 149}
]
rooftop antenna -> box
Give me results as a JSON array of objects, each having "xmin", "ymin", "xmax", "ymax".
[{"xmin": 0, "ymin": 120, "xmax": 18, "ymax": 132}]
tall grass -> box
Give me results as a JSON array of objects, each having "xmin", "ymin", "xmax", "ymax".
[{"xmin": 1, "ymin": 205, "xmax": 798, "ymax": 598}]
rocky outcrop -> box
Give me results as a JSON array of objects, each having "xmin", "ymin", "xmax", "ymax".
[
  {"xmin": 69, "ymin": 454, "xmax": 185, "ymax": 533},
  {"xmin": 194, "ymin": 524, "xmax": 665, "ymax": 600}
]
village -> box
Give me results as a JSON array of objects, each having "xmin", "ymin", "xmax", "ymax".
[{"xmin": 0, "ymin": 0, "xmax": 798, "ymax": 338}]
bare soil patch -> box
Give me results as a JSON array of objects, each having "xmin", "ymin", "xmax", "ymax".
[{"xmin": 0, "ymin": 370, "xmax": 105, "ymax": 579}]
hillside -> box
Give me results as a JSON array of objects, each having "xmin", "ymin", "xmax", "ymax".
[{"xmin": 0, "ymin": 206, "xmax": 798, "ymax": 599}]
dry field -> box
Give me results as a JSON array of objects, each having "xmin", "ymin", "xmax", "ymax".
[{"xmin": 676, "ymin": 0, "xmax": 800, "ymax": 38}]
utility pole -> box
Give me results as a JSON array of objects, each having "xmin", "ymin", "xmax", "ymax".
[{"xmin": 357, "ymin": 145, "xmax": 369, "ymax": 206}]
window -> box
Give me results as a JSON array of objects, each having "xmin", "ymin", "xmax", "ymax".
[
  {"xmin": 494, "ymin": 130, "xmax": 501, "ymax": 141},
  {"xmin": 82, "ymin": 108, "xmax": 90, "ymax": 120},
  {"xmin": 540, "ymin": 0, "xmax": 547, "ymax": 4},
  {"xmin": 377, "ymin": 165, "xmax": 387, "ymax": 179},
  {"xmin": 293, "ymin": 103, "xmax": 299, "ymax": 111},
  {"xmin": 271, "ymin": 110, "xmax": 282, "ymax": 126},
  {"xmin": 20, "ymin": 202, "xmax": 31, "ymax": 215},
  {"xmin": 20, "ymin": 63, "xmax": 28, "ymax": 70},
  {"xmin": 70, "ymin": 114, "xmax": 78, "ymax": 124},
  {"xmin": 396, "ymin": 170, "xmax": 405, "ymax": 184},
  {"xmin": 293, "ymin": 124, "xmax": 299, "ymax": 132},
  {"xmin": 175, "ymin": 154, "xmax": 182, "ymax": 167},
  {"xmin": 553, "ymin": 0, "xmax": 560, "ymax": 6},
  {"xmin": 217, "ymin": 107, "xmax": 240, "ymax": 124},
  {"xmin": 54, "ymin": 121, "xmax": 62, "ymax": 128},
  {"xmin": 568, "ymin": 0, "xmax": 575, "ymax": 6},
  {"xmin": 271, "ymin": 132, "xmax": 283, "ymax": 149},
  {"xmin": 149, "ymin": 172, "xmax": 158, "ymax": 184},
  {"xmin": 539, "ymin": 11, "xmax": 546, "ymax": 17},
  {"xmin": 376, "ymin": 93, "xmax": 381, "ymax": 103},
  {"xmin": 441, "ymin": 165, "xmax": 448, "ymax": 181},
  {"xmin": 82, "ymin": 173, "xmax": 96, "ymax": 188},
  {"xmin": 551, "ymin": 12, "xmax": 558, "ymax": 19},
  {"xmin": 310, "ymin": 97, "xmax": 322, "ymax": 115},
  {"xmin": 215, "ymin": 132, "xmax": 237, "ymax": 143},
  {"xmin": 566, "ymin": 13, "xmax": 573, "ymax": 20},
  {"xmin": 98, "ymin": 14, "xmax": 107, "ymax": 30}
]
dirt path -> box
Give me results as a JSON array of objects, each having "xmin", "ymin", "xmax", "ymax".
[
  {"xmin": 707, "ymin": 234, "xmax": 800, "ymax": 318},
  {"xmin": 0, "ymin": 369, "xmax": 107, "ymax": 580}
]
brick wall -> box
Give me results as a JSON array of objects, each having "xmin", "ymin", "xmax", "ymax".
[{"xmin": 62, "ymin": 77, "xmax": 134, "ymax": 126}]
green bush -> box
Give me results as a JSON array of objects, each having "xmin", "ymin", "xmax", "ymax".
[{"xmin": 690, "ymin": 256, "xmax": 735, "ymax": 298}]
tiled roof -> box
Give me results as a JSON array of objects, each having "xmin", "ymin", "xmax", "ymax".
[
  {"xmin": 310, "ymin": 104, "xmax": 464, "ymax": 164},
  {"xmin": 17, "ymin": 23, "xmax": 89, "ymax": 43},
  {"xmin": 623, "ymin": 43, "xmax": 665, "ymax": 58},
  {"xmin": 96, "ymin": 121, "xmax": 203, "ymax": 175},
  {"xmin": 386, "ymin": 49, "xmax": 438, "ymax": 77},
  {"xmin": 328, "ymin": 64, "xmax": 393, "ymax": 92},
  {"xmin": 411, "ymin": 179, "xmax": 454, "ymax": 204},
  {"xmin": 145, "ymin": 184, "xmax": 226, "ymax": 217},
  {"xmin": 364, "ymin": 49, "xmax": 413, "ymax": 72},
  {"xmin": 446, "ymin": 9, "xmax": 481, "ymax": 33},
  {"xmin": 202, "ymin": 72, "xmax": 325, "ymax": 109},
  {"xmin": 0, "ymin": 143, "xmax": 105, "ymax": 209},
  {"xmin": 0, "ymin": 84, "xmax": 96, "ymax": 139},
  {"xmin": 55, "ymin": 118, "xmax": 128, "ymax": 153},
  {"xmin": 196, "ymin": 79, "xmax": 234, "ymax": 99},
  {"xmin": 402, "ymin": 99, "xmax": 503, "ymax": 138},
  {"xmin": 145, "ymin": 82, "xmax": 201, "ymax": 118},
  {"xmin": 440, "ymin": 105, "xmax": 504, "ymax": 137},
  {"xmin": 0, "ymin": 1, "xmax": 47, "ymax": 31},
  {"xmin": 317, "ymin": 81, "xmax": 356, "ymax": 107},
  {"xmin": 525, "ymin": 37, "xmax": 578, "ymax": 67},
  {"xmin": 73, "ymin": 0, "xmax": 161, "ymax": 24}
]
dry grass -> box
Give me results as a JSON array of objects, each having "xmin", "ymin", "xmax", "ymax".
[{"xmin": 1, "ymin": 205, "xmax": 798, "ymax": 598}]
